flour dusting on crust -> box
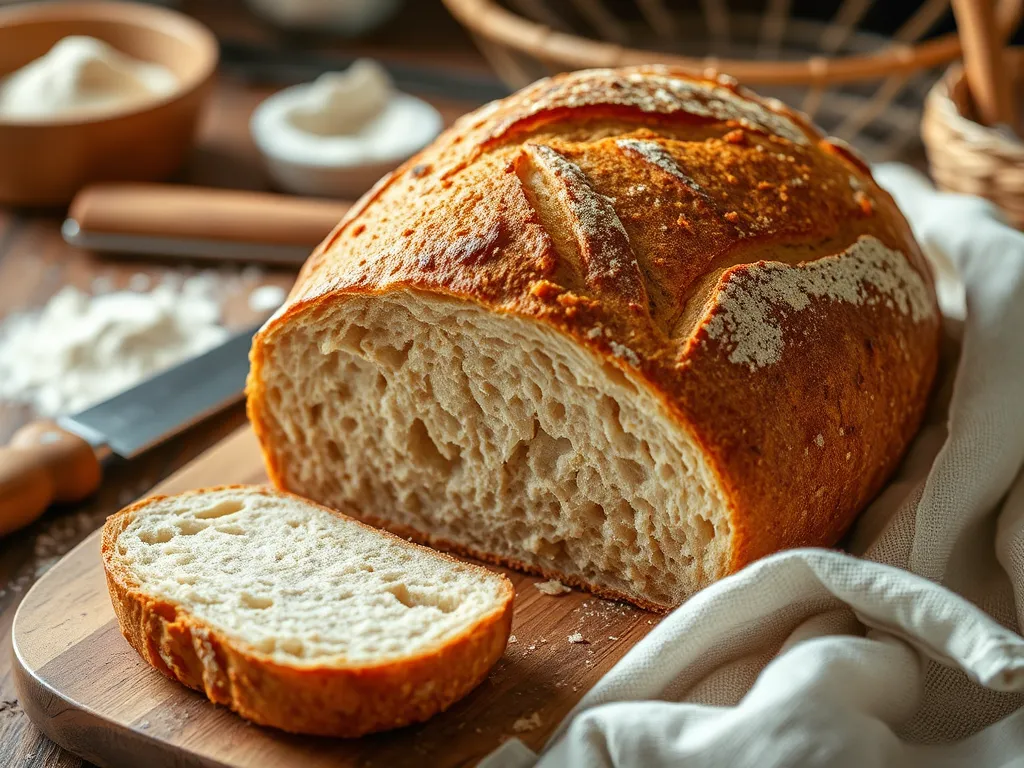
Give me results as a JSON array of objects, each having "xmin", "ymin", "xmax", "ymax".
[
  {"xmin": 616, "ymin": 138, "xmax": 689, "ymax": 180},
  {"xmin": 704, "ymin": 236, "xmax": 934, "ymax": 370},
  {"xmin": 510, "ymin": 69, "xmax": 809, "ymax": 145},
  {"xmin": 615, "ymin": 138, "xmax": 711, "ymax": 201},
  {"xmin": 524, "ymin": 143, "xmax": 641, "ymax": 291}
]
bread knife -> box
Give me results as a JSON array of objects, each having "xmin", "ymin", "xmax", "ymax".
[
  {"xmin": 0, "ymin": 325, "xmax": 258, "ymax": 537},
  {"xmin": 64, "ymin": 184, "xmax": 351, "ymax": 265}
]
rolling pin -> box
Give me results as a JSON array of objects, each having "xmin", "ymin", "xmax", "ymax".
[{"xmin": 64, "ymin": 183, "xmax": 352, "ymax": 265}]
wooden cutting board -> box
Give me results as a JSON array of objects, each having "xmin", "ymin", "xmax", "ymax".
[{"xmin": 11, "ymin": 427, "xmax": 659, "ymax": 768}]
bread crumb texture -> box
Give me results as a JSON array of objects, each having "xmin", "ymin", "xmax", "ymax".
[{"xmin": 113, "ymin": 487, "xmax": 509, "ymax": 666}]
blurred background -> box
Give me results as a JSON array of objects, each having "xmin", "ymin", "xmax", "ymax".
[
  {"xmin": 0, "ymin": 2, "xmax": 1021, "ymax": 763},
  {"xmin": 110, "ymin": 0, "xmax": 1023, "ymax": 158}
]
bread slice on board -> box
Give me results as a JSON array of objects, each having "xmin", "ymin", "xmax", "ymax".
[{"xmin": 101, "ymin": 485, "xmax": 514, "ymax": 737}]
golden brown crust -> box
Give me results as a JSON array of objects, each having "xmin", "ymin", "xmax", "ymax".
[
  {"xmin": 101, "ymin": 485, "xmax": 514, "ymax": 737},
  {"xmin": 248, "ymin": 66, "xmax": 941, "ymax": 602}
]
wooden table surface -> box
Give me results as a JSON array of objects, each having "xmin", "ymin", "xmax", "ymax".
[{"xmin": 0, "ymin": 3, "xmax": 492, "ymax": 764}]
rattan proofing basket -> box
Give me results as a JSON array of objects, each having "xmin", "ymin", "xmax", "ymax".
[{"xmin": 444, "ymin": 0, "xmax": 1024, "ymax": 162}]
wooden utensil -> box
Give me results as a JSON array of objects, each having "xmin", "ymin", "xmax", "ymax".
[
  {"xmin": 952, "ymin": 0, "xmax": 1018, "ymax": 130},
  {"xmin": 65, "ymin": 184, "xmax": 351, "ymax": 264},
  {"xmin": 0, "ymin": 421, "xmax": 101, "ymax": 537}
]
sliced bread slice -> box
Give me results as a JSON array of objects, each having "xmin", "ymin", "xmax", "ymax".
[{"xmin": 101, "ymin": 485, "xmax": 514, "ymax": 737}]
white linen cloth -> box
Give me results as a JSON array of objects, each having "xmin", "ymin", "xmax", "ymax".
[{"xmin": 483, "ymin": 165, "xmax": 1024, "ymax": 768}]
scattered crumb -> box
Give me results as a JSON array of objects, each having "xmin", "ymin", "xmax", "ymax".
[
  {"xmin": 528, "ymin": 644, "xmax": 537, "ymax": 651},
  {"xmin": 815, "ymin": 434, "xmax": 825, "ymax": 448},
  {"xmin": 568, "ymin": 632, "xmax": 586, "ymax": 644},
  {"xmin": 535, "ymin": 579, "xmax": 572, "ymax": 596},
  {"xmin": 508, "ymin": 635, "xmax": 517, "ymax": 644},
  {"xmin": 512, "ymin": 712, "xmax": 543, "ymax": 733},
  {"xmin": 609, "ymin": 340, "xmax": 641, "ymax": 368},
  {"xmin": 608, "ymin": 636, "xmax": 619, "ymax": 641}
]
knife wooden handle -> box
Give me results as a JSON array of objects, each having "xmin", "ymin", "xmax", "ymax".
[
  {"xmin": 0, "ymin": 421, "xmax": 102, "ymax": 536},
  {"xmin": 67, "ymin": 183, "xmax": 351, "ymax": 247}
]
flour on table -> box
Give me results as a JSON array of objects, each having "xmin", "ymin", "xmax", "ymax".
[
  {"xmin": 247, "ymin": 284, "xmax": 287, "ymax": 313},
  {"xmin": 0, "ymin": 276, "xmax": 228, "ymax": 416},
  {"xmin": 512, "ymin": 712, "xmax": 543, "ymax": 733}
]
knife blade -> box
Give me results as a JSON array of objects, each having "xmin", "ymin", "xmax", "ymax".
[{"xmin": 0, "ymin": 325, "xmax": 258, "ymax": 536}]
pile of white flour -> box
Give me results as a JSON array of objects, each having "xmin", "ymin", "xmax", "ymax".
[{"xmin": 0, "ymin": 276, "xmax": 230, "ymax": 416}]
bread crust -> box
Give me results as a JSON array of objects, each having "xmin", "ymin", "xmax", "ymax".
[
  {"xmin": 101, "ymin": 485, "xmax": 515, "ymax": 737},
  {"xmin": 248, "ymin": 66, "xmax": 941, "ymax": 601}
]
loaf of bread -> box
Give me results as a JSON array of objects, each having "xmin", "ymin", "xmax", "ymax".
[
  {"xmin": 248, "ymin": 67, "xmax": 941, "ymax": 610},
  {"xmin": 102, "ymin": 486, "xmax": 513, "ymax": 736}
]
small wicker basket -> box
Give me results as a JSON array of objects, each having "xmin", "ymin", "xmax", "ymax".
[{"xmin": 922, "ymin": 51, "xmax": 1024, "ymax": 227}]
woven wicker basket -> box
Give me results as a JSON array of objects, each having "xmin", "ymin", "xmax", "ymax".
[
  {"xmin": 922, "ymin": 50, "xmax": 1024, "ymax": 227},
  {"xmin": 444, "ymin": 0, "xmax": 1023, "ymax": 162}
]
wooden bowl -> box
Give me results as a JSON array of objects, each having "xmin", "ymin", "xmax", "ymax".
[{"xmin": 0, "ymin": 1, "xmax": 218, "ymax": 207}]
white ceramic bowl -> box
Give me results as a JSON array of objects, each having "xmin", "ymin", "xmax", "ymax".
[{"xmin": 250, "ymin": 82, "xmax": 442, "ymax": 199}]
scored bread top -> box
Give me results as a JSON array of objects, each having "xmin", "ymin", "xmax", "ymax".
[{"xmin": 255, "ymin": 66, "xmax": 941, "ymax": 573}]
